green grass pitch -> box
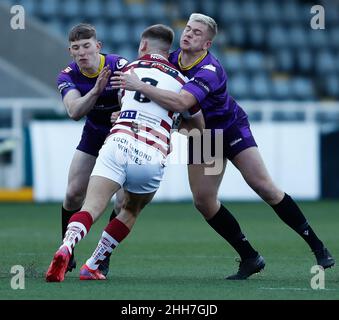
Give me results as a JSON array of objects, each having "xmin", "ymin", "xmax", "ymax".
[{"xmin": 0, "ymin": 201, "xmax": 338, "ymax": 300}]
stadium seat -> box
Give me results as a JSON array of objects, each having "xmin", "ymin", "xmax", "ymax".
[
  {"xmin": 296, "ymin": 49, "xmax": 313, "ymax": 74},
  {"xmin": 241, "ymin": 0, "xmax": 260, "ymax": 22},
  {"xmin": 260, "ymin": 0, "xmax": 281, "ymax": 23},
  {"xmin": 271, "ymin": 75, "xmax": 292, "ymax": 100},
  {"xmin": 329, "ymin": 27, "xmax": 339, "ymax": 49},
  {"xmin": 219, "ymin": 1, "xmax": 241, "ymax": 23},
  {"xmin": 292, "ymin": 77, "xmax": 315, "ymax": 100},
  {"xmin": 251, "ymin": 73, "xmax": 271, "ymax": 100},
  {"xmin": 242, "ymin": 51, "xmax": 266, "ymax": 73},
  {"xmin": 228, "ymin": 23, "xmax": 247, "ymax": 47},
  {"xmin": 145, "ymin": 0, "xmax": 168, "ymax": 21},
  {"xmin": 60, "ymin": 0, "xmax": 81, "ymax": 19},
  {"xmin": 82, "ymin": 0, "xmax": 103, "ymax": 19},
  {"xmin": 248, "ymin": 23, "xmax": 265, "ymax": 48},
  {"xmin": 125, "ymin": 1, "xmax": 147, "ymax": 20},
  {"xmin": 267, "ymin": 25, "xmax": 289, "ymax": 48},
  {"xmin": 289, "ymin": 25, "xmax": 308, "ymax": 48},
  {"xmin": 228, "ymin": 72, "xmax": 250, "ymax": 100},
  {"xmin": 37, "ymin": 0, "xmax": 59, "ymax": 19},
  {"xmin": 200, "ymin": 1, "xmax": 218, "ymax": 17},
  {"xmin": 309, "ymin": 29, "xmax": 328, "ymax": 49},
  {"xmin": 315, "ymin": 50, "xmax": 336, "ymax": 74},
  {"xmin": 281, "ymin": 0, "xmax": 300, "ymax": 23},
  {"xmin": 118, "ymin": 45, "xmax": 137, "ymax": 62},
  {"xmin": 108, "ymin": 22, "xmax": 130, "ymax": 46},
  {"xmin": 324, "ymin": 74, "xmax": 339, "ymax": 98},
  {"xmin": 18, "ymin": 0, "xmax": 37, "ymax": 15},
  {"xmin": 131, "ymin": 21, "xmax": 150, "ymax": 43},
  {"xmin": 221, "ymin": 50, "xmax": 244, "ymax": 73},
  {"xmin": 104, "ymin": 0, "xmax": 125, "ymax": 20},
  {"xmin": 274, "ymin": 49, "xmax": 294, "ymax": 73}
]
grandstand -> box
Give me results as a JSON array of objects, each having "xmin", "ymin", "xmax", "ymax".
[{"xmin": 0, "ymin": 0, "xmax": 338, "ymax": 199}]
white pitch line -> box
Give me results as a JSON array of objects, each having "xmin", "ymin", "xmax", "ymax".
[{"xmin": 259, "ymin": 287, "xmax": 339, "ymax": 291}]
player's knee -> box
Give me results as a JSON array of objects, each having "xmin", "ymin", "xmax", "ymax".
[
  {"xmin": 65, "ymin": 185, "xmax": 85, "ymax": 206},
  {"xmin": 250, "ymin": 179, "xmax": 282, "ymax": 203},
  {"xmin": 193, "ymin": 192, "xmax": 217, "ymax": 214}
]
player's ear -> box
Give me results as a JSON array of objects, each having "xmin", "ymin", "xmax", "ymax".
[
  {"xmin": 96, "ymin": 41, "xmax": 102, "ymax": 51},
  {"xmin": 203, "ymin": 40, "xmax": 212, "ymax": 51}
]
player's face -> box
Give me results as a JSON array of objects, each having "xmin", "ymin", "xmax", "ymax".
[
  {"xmin": 69, "ymin": 37, "xmax": 101, "ymax": 70},
  {"xmin": 180, "ymin": 21, "xmax": 212, "ymax": 53}
]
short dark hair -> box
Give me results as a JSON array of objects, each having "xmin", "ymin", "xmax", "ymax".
[
  {"xmin": 68, "ymin": 23, "xmax": 97, "ymax": 42},
  {"xmin": 141, "ymin": 24, "xmax": 174, "ymax": 47}
]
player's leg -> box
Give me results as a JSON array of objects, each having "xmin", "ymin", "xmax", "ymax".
[
  {"xmin": 232, "ymin": 146, "xmax": 335, "ymax": 268},
  {"xmin": 46, "ymin": 175, "xmax": 121, "ymax": 282},
  {"xmin": 98, "ymin": 187, "xmax": 125, "ymax": 276},
  {"xmin": 62, "ymin": 150, "xmax": 97, "ymax": 272},
  {"xmin": 80, "ymin": 190, "xmax": 156, "ymax": 280},
  {"xmin": 188, "ymin": 162, "xmax": 265, "ymax": 280}
]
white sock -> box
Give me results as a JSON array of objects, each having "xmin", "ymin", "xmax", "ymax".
[
  {"xmin": 86, "ymin": 231, "xmax": 119, "ymax": 270},
  {"xmin": 62, "ymin": 221, "xmax": 89, "ymax": 254}
]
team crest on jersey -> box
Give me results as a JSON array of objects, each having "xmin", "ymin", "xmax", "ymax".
[
  {"xmin": 116, "ymin": 58, "xmax": 128, "ymax": 69},
  {"xmin": 202, "ymin": 64, "xmax": 216, "ymax": 72},
  {"xmin": 62, "ymin": 67, "xmax": 72, "ymax": 73}
]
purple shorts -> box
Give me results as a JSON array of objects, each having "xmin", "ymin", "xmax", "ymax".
[
  {"xmin": 76, "ymin": 120, "xmax": 111, "ymax": 157},
  {"xmin": 188, "ymin": 116, "xmax": 257, "ymax": 164}
]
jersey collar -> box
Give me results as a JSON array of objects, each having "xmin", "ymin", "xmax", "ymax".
[
  {"xmin": 80, "ymin": 54, "xmax": 105, "ymax": 78},
  {"xmin": 178, "ymin": 50, "xmax": 208, "ymax": 71}
]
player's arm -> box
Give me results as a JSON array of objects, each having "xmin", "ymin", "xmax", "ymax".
[
  {"xmin": 63, "ymin": 66, "xmax": 111, "ymax": 121},
  {"xmin": 111, "ymin": 68, "xmax": 197, "ymax": 113},
  {"xmin": 181, "ymin": 111, "xmax": 205, "ymax": 133}
]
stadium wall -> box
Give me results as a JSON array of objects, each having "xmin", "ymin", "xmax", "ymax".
[{"xmin": 29, "ymin": 121, "xmax": 319, "ymax": 202}]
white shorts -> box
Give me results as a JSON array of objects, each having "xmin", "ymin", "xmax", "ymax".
[{"xmin": 91, "ymin": 133, "xmax": 166, "ymax": 194}]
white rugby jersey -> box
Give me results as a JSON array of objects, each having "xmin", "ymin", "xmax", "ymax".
[{"xmin": 111, "ymin": 53, "xmax": 192, "ymax": 157}]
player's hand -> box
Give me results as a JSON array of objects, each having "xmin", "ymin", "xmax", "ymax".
[
  {"xmin": 110, "ymin": 68, "xmax": 142, "ymax": 91},
  {"xmin": 92, "ymin": 65, "xmax": 111, "ymax": 96},
  {"xmin": 110, "ymin": 111, "xmax": 120, "ymax": 126}
]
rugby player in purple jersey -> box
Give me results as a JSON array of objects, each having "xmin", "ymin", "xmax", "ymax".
[
  {"xmin": 57, "ymin": 23, "xmax": 128, "ymax": 276},
  {"xmin": 111, "ymin": 14, "xmax": 334, "ymax": 279}
]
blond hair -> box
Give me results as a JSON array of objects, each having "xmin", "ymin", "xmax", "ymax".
[{"xmin": 188, "ymin": 13, "xmax": 218, "ymax": 40}]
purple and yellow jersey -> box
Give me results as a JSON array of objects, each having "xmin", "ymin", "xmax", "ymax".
[
  {"xmin": 169, "ymin": 49, "xmax": 247, "ymax": 130},
  {"xmin": 57, "ymin": 54, "xmax": 128, "ymax": 127}
]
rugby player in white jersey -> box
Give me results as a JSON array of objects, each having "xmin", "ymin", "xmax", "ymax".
[{"xmin": 45, "ymin": 24, "xmax": 204, "ymax": 282}]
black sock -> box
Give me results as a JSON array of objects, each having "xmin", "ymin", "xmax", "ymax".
[
  {"xmin": 271, "ymin": 193, "xmax": 323, "ymax": 251},
  {"xmin": 61, "ymin": 206, "xmax": 81, "ymax": 239},
  {"xmin": 207, "ymin": 204, "xmax": 258, "ymax": 260},
  {"xmin": 109, "ymin": 209, "xmax": 117, "ymax": 221}
]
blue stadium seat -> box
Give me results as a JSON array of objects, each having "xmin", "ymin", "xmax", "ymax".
[
  {"xmin": 296, "ymin": 49, "xmax": 313, "ymax": 73},
  {"xmin": 145, "ymin": 0, "xmax": 168, "ymax": 21},
  {"xmin": 131, "ymin": 21, "xmax": 149, "ymax": 43},
  {"xmin": 108, "ymin": 21, "xmax": 130, "ymax": 45},
  {"xmin": 267, "ymin": 25, "xmax": 289, "ymax": 48},
  {"xmin": 228, "ymin": 23, "xmax": 246, "ymax": 47},
  {"xmin": 94, "ymin": 21, "xmax": 109, "ymax": 44},
  {"xmin": 248, "ymin": 23, "xmax": 265, "ymax": 48},
  {"xmin": 315, "ymin": 50, "xmax": 336, "ymax": 74},
  {"xmin": 325, "ymin": 74, "xmax": 339, "ymax": 97},
  {"xmin": 251, "ymin": 73, "xmax": 271, "ymax": 100},
  {"xmin": 292, "ymin": 77, "xmax": 315, "ymax": 100},
  {"xmin": 19, "ymin": 0, "xmax": 37, "ymax": 15},
  {"xmin": 60, "ymin": 0, "xmax": 81, "ymax": 19},
  {"xmin": 219, "ymin": 1, "xmax": 241, "ymax": 23},
  {"xmin": 118, "ymin": 44, "xmax": 137, "ymax": 62},
  {"xmin": 329, "ymin": 28, "xmax": 339, "ymax": 49},
  {"xmin": 241, "ymin": 0, "xmax": 260, "ymax": 22},
  {"xmin": 289, "ymin": 25, "xmax": 308, "ymax": 48},
  {"xmin": 242, "ymin": 51, "xmax": 266, "ymax": 73},
  {"xmin": 37, "ymin": 0, "xmax": 59, "ymax": 18},
  {"xmin": 260, "ymin": 0, "xmax": 281, "ymax": 22},
  {"xmin": 47, "ymin": 19, "xmax": 65, "ymax": 38},
  {"xmin": 228, "ymin": 72, "xmax": 250, "ymax": 100},
  {"xmin": 274, "ymin": 49, "xmax": 294, "ymax": 72},
  {"xmin": 221, "ymin": 50, "xmax": 244, "ymax": 73},
  {"xmin": 125, "ymin": 1, "xmax": 147, "ymax": 20},
  {"xmin": 82, "ymin": 0, "xmax": 103, "ymax": 19},
  {"xmin": 104, "ymin": 0, "xmax": 125, "ymax": 20},
  {"xmin": 281, "ymin": 0, "xmax": 300, "ymax": 23},
  {"xmin": 200, "ymin": 1, "xmax": 218, "ymax": 17},
  {"xmin": 271, "ymin": 76, "xmax": 292, "ymax": 100},
  {"xmin": 309, "ymin": 29, "xmax": 328, "ymax": 49}
]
